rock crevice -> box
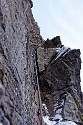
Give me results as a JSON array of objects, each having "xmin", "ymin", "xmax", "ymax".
[{"xmin": 0, "ymin": 0, "xmax": 83, "ymax": 125}]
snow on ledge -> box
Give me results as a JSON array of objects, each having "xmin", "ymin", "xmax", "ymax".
[
  {"xmin": 42, "ymin": 103, "xmax": 77, "ymax": 125},
  {"xmin": 55, "ymin": 46, "xmax": 70, "ymax": 60},
  {"xmin": 56, "ymin": 121, "xmax": 77, "ymax": 125},
  {"xmin": 43, "ymin": 116, "xmax": 77, "ymax": 125},
  {"xmin": 43, "ymin": 116, "xmax": 56, "ymax": 125}
]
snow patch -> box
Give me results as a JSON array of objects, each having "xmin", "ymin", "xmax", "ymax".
[
  {"xmin": 0, "ymin": 123, "xmax": 3, "ymax": 125},
  {"xmin": 43, "ymin": 116, "xmax": 56, "ymax": 125},
  {"xmin": 56, "ymin": 108, "xmax": 62, "ymax": 114},
  {"xmin": 42, "ymin": 104, "xmax": 77, "ymax": 125},
  {"xmin": 53, "ymin": 114, "xmax": 62, "ymax": 121},
  {"xmin": 43, "ymin": 117, "xmax": 77, "ymax": 125},
  {"xmin": 55, "ymin": 46, "xmax": 70, "ymax": 60},
  {"xmin": 54, "ymin": 99, "xmax": 64, "ymax": 121},
  {"xmin": 43, "ymin": 116, "xmax": 77, "ymax": 125},
  {"xmin": 42, "ymin": 103, "xmax": 49, "ymax": 116},
  {"xmin": 56, "ymin": 121, "xmax": 77, "ymax": 125},
  {"xmin": 42, "ymin": 104, "xmax": 48, "ymax": 111},
  {"xmin": 54, "ymin": 100, "xmax": 64, "ymax": 110}
]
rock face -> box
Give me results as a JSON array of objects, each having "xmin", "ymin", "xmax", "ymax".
[
  {"xmin": 39, "ymin": 43, "xmax": 83, "ymax": 125},
  {"xmin": 37, "ymin": 36, "xmax": 62, "ymax": 72},
  {"xmin": 42, "ymin": 36, "xmax": 61, "ymax": 49},
  {"xmin": 0, "ymin": 0, "xmax": 42, "ymax": 125},
  {"xmin": 0, "ymin": 0, "xmax": 83, "ymax": 125}
]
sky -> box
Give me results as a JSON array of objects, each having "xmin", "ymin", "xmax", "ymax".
[{"xmin": 32, "ymin": 0, "xmax": 83, "ymax": 91}]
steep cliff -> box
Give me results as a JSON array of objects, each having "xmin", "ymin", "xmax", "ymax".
[
  {"xmin": 0, "ymin": 0, "xmax": 83, "ymax": 125},
  {"xmin": 0, "ymin": 0, "xmax": 42, "ymax": 125},
  {"xmin": 38, "ymin": 37, "xmax": 83, "ymax": 125}
]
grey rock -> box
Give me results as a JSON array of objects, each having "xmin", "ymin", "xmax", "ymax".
[
  {"xmin": 37, "ymin": 47, "xmax": 57, "ymax": 72},
  {"xmin": 43, "ymin": 36, "xmax": 62, "ymax": 48},
  {"xmin": 42, "ymin": 49, "xmax": 81, "ymax": 95},
  {"xmin": 64, "ymin": 93, "xmax": 80, "ymax": 122},
  {"xmin": 0, "ymin": 0, "xmax": 83, "ymax": 124},
  {"xmin": 2, "ymin": 117, "xmax": 10, "ymax": 125},
  {"xmin": 0, "ymin": 0, "xmax": 42, "ymax": 124},
  {"xmin": 0, "ymin": 88, "xmax": 3, "ymax": 99},
  {"xmin": 39, "ymin": 47, "xmax": 83, "ymax": 124}
]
